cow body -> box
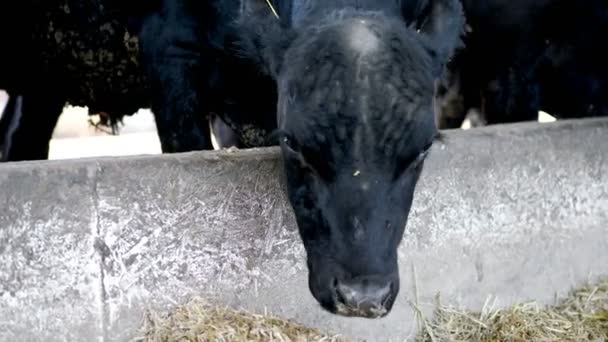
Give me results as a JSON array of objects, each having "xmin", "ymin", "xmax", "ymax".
[
  {"xmin": 436, "ymin": 0, "xmax": 608, "ymax": 128},
  {"xmin": 0, "ymin": 0, "xmax": 151, "ymax": 160}
]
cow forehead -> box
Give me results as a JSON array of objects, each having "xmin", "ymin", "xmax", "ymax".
[
  {"xmin": 280, "ymin": 19, "xmax": 435, "ymax": 165},
  {"xmin": 283, "ymin": 68, "xmax": 432, "ymax": 165}
]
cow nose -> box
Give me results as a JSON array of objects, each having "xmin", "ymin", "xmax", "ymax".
[{"xmin": 334, "ymin": 277, "xmax": 393, "ymax": 318}]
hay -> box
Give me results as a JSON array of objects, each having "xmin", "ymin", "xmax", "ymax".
[
  {"xmin": 416, "ymin": 278, "xmax": 608, "ymax": 341},
  {"xmin": 134, "ymin": 297, "xmax": 350, "ymax": 342},
  {"xmin": 134, "ymin": 278, "xmax": 608, "ymax": 342}
]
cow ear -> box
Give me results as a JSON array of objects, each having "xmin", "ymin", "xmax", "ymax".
[
  {"xmin": 234, "ymin": 6, "xmax": 297, "ymax": 78},
  {"xmin": 263, "ymin": 24, "xmax": 297, "ymax": 78},
  {"xmin": 402, "ymin": 0, "xmax": 465, "ymax": 75}
]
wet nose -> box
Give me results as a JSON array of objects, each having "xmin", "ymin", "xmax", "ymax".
[{"xmin": 334, "ymin": 277, "xmax": 393, "ymax": 318}]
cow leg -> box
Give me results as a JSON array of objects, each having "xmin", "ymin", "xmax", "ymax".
[
  {"xmin": 210, "ymin": 114, "xmax": 243, "ymax": 149},
  {"xmin": 138, "ymin": 11, "xmax": 214, "ymax": 153},
  {"xmin": 435, "ymin": 50, "xmax": 487, "ymax": 130},
  {"xmin": 0, "ymin": 96, "xmax": 19, "ymax": 160},
  {"xmin": 481, "ymin": 69, "xmax": 540, "ymax": 124},
  {"xmin": 0, "ymin": 95, "xmax": 17, "ymax": 152},
  {"xmin": 435, "ymin": 69, "xmax": 469, "ymax": 129},
  {"xmin": 0, "ymin": 91, "xmax": 64, "ymax": 162}
]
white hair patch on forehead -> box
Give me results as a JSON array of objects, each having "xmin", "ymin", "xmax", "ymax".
[{"xmin": 347, "ymin": 20, "xmax": 380, "ymax": 54}]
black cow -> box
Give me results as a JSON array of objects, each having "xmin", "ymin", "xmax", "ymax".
[
  {"xmin": 1, "ymin": 0, "xmax": 465, "ymax": 318},
  {"xmin": 216, "ymin": 0, "xmax": 464, "ymax": 317},
  {"xmin": 0, "ymin": 0, "xmax": 148, "ymax": 161},
  {"xmin": 0, "ymin": 0, "xmax": 245, "ymax": 160},
  {"xmin": 435, "ymin": 0, "xmax": 608, "ymax": 129}
]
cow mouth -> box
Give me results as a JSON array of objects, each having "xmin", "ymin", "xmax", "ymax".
[
  {"xmin": 331, "ymin": 279, "xmax": 393, "ymax": 319},
  {"xmin": 333, "ymin": 301, "xmax": 390, "ymax": 319}
]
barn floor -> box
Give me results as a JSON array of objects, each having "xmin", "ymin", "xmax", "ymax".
[
  {"xmin": 0, "ymin": 90, "xmax": 162, "ymax": 159},
  {"xmin": 48, "ymin": 106, "xmax": 162, "ymax": 159}
]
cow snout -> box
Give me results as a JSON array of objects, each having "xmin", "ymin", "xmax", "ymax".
[{"xmin": 333, "ymin": 276, "xmax": 394, "ymax": 318}]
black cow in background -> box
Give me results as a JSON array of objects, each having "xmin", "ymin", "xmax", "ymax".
[
  {"xmin": 0, "ymin": 1, "xmax": 146, "ymax": 160},
  {"xmin": 0, "ymin": 0, "xmax": 465, "ymax": 318},
  {"xmin": 0, "ymin": 0, "xmax": 242, "ymax": 161},
  {"xmin": 436, "ymin": 0, "xmax": 608, "ymax": 129}
]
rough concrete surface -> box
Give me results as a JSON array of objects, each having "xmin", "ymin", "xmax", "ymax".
[{"xmin": 1, "ymin": 117, "xmax": 607, "ymax": 341}]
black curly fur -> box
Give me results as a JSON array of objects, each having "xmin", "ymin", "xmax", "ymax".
[{"xmin": 436, "ymin": 0, "xmax": 608, "ymax": 128}]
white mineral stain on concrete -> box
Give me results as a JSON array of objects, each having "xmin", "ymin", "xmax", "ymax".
[{"xmin": 0, "ymin": 199, "xmax": 102, "ymax": 341}]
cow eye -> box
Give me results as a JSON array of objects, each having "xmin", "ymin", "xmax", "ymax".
[
  {"xmin": 412, "ymin": 148, "xmax": 430, "ymax": 167},
  {"xmin": 282, "ymin": 135, "xmax": 301, "ymax": 154},
  {"xmin": 396, "ymin": 143, "xmax": 433, "ymax": 179},
  {"xmin": 412, "ymin": 142, "xmax": 434, "ymax": 169}
]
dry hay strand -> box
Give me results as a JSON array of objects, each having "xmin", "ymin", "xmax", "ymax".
[
  {"xmin": 135, "ymin": 297, "xmax": 351, "ymax": 342},
  {"xmin": 416, "ymin": 277, "xmax": 608, "ymax": 341},
  {"xmin": 133, "ymin": 277, "xmax": 608, "ymax": 342}
]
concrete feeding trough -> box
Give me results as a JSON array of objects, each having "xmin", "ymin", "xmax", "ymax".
[{"xmin": 0, "ymin": 117, "xmax": 607, "ymax": 341}]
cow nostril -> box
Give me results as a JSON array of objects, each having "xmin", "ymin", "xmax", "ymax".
[
  {"xmin": 332, "ymin": 277, "xmax": 339, "ymax": 292},
  {"xmin": 335, "ymin": 286, "xmax": 346, "ymax": 305},
  {"xmin": 335, "ymin": 280, "xmax": 355, "ymax": 306},
  {"xmin": 380, "ymin": 281, "xmax": 393, "ymax": 306}
]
